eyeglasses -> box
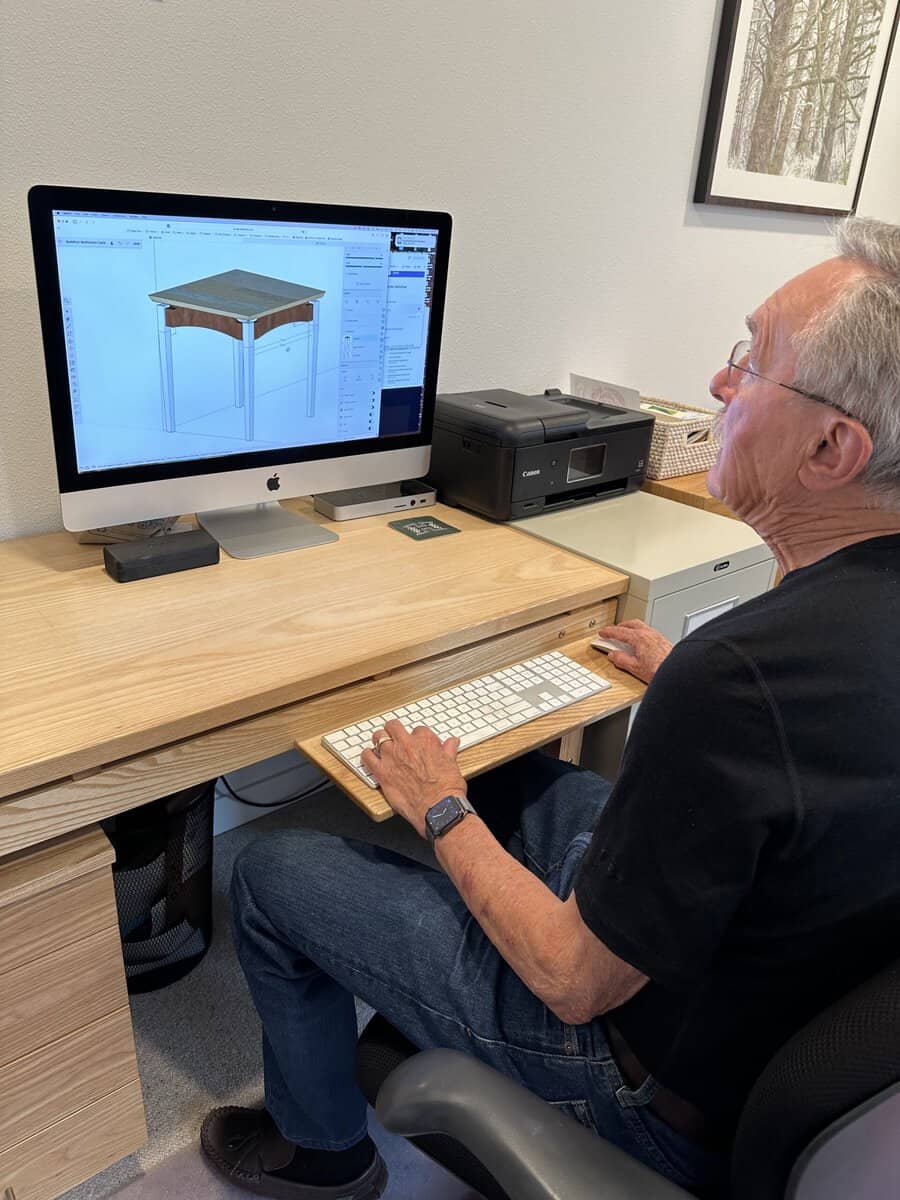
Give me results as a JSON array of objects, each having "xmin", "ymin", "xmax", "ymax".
[{"xmin": 726, "ymin": 340, "xmax": 858, "ymax": 420}]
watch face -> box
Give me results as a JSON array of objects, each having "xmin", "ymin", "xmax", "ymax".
[
  {"xmin": 430, "ymin": 796, "xmax": 459, "ymax": 828},
  {"xmin": 426, "ymin": 794, "xmax": 466, "ymax": 840}
]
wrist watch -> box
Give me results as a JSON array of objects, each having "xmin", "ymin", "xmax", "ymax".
[{"xmin": 424, "ymin": 793, "xmax": 474, "ymax": 846}]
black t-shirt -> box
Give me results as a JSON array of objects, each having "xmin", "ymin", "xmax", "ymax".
[{"xmin": 574, "ymin": 533, "xmax": 900, "ymax": 1132}]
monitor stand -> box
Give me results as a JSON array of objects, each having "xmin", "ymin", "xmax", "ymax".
[{"xmin": 197, "ymin": 502, "xmax": 338, "ymax": 559}]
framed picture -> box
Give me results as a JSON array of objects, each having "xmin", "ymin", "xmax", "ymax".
[{"xmin": 695, "ymin": 0, "xmax": 899, "ymax": 215}]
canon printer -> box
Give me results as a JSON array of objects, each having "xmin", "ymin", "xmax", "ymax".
[{"xmin": 426, "ymin": 389, "xmax": 654, "ymax": 521}]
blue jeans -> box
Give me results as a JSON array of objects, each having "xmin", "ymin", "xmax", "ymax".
[{"xmin": 230, "ymin": 752, "xmax": 728, "ymax": 1197}]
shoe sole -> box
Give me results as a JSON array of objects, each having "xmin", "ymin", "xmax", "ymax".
[{"xmin": 201, "ymin": 1131, "xmax": 388, "ymax": 1200}]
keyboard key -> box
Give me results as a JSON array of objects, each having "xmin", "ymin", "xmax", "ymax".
[{"xmin": 457, "ymin": 726, "xmax": 503, "ymax": 749}]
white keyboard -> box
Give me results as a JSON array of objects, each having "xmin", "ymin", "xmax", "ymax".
[{"xmin": 322, "ymin": 650, "xmax": 611, "ymax": 787}]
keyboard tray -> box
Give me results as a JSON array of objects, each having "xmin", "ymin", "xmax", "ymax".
[{"xmin": 297, "ymin": 637, "xmax": 644, "ymax": 821}]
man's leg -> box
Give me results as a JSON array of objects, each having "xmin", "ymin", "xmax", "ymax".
[
  {"xmin": 201, "ymin": 757, "xmax": 609, "ymax": 1197},
  {"xmin": 205, "ymin": 756, "xmax": 725, "ymax": 1197},
  {"xmin": 230, "ymin": 754, "xmax": 611, "ymax": 1146}
]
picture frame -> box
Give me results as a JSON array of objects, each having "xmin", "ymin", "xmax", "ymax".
[{"xmin": 694, "ymin": 0, "xmax": 899, "ymax": 215}]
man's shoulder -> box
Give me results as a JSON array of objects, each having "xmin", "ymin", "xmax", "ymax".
[
  {"xmin": 675, "ymin": 534, "xmax": 900, "ymax": 673},
  {"xmin": 659, "ymin": 597, "xmax": 775, "ymax": 680},
  {"xmin": 645, "ymin": 591, "xmax": 799, "ymax": 729}
]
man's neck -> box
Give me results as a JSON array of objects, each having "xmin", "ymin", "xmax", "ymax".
[{"xmin": 748, "ymin": 501, "xmax": 900, "ymax": 575}]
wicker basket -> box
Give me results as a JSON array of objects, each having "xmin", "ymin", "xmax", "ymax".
[{"xmin": 642, "ymin": 398, "xmax": 720, "ymax": 480}]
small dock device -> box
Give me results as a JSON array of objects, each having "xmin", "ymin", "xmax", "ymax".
[{"xmin": 313, "ymin": 480, "xmax": 437, "ymax": 520}]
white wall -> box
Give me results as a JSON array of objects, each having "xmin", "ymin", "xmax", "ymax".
[{"xmin": 2, "ymin": 0, "xmax": 898, "ymax": 540}]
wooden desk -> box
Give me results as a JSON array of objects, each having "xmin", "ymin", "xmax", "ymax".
[
  {"xmin": 0, "ymin": 499, "xmax": 636, "ymax": 848},
  {"xmin": 642, "ymin": 470, "xmax": 737, "ymax": 520},
  {"xmin": 0, "ymin": 499, "xmax": 639, "ymax": 1198}
]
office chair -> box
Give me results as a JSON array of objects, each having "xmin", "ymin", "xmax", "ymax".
[{"xmin": 356, "ymin": 956, "xmax": 900, "ymax": 1200}]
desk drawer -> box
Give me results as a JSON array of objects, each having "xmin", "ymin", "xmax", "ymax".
[
  {"xmin": 0, "ymin": 1007, "xmax": 139, "ymax": 1152},
  {"xmin": 0, "ymin": 1078, "xmax": 146, "ymax": 1200},
  {"xmin": 0, "ymin": 868, "xmax": 118, "ymax": 975},
  {"xmin": 0, "ymin": 926, "xmax": 129, "ymax": 1067}
]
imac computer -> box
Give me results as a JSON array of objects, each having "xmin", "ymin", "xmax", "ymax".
[{"xmin": 28, "ymin": 186, "xmax": 452, "ymax": 556}]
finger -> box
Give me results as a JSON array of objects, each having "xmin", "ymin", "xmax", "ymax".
[
  {"xmin": 619, "ymin": 619, "xmax": 650, "ymax": 630},
  {"xmin": 441, "ymin": 735, "xmax": 461, "ymax": 757},
  {"xmin": 411, "ymin": 723, "xmax": 441, "ymax": 742},
  {"xmin": 608, "ymin": 651, "xmax": 641, "ymax": 678},
  {"xmin": 360, "ymin": 747, "xmax": 383, "ymax": 774},
  {"xmin": 371, "ymin": 726, "xmax": 388, "ymax": 748},
  {"xmin": 383, "ymin": 718, "xmax": 410, "ymax": 741},
  {"xmin": 598, "ymin": 625, "xmax": 640, "ymax": 645},
  {"xmin": 609, "ymin": 651, "xmax": 650, "ymax": 683}
]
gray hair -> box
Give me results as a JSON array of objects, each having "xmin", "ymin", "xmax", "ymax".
[{"xmin": 792, "ymin": 216, "xmax": 900, "ymax": 510}]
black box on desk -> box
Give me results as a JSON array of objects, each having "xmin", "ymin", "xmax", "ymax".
[
  {"xmin": 103, "ymin": 529, "xmax": 219, "ymax": 582},
  {"xmin": 427, "ymin": 389, "xmax": 654, "ymax": 521}
]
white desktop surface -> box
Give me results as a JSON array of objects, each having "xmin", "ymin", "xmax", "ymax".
[{"xmin": 517, "ymin": 490, "xmax": 770, "ymax": 602}]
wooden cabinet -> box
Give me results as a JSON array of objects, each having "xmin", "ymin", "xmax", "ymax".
[{"xmin": 0, "ymin": 827, "xmax": 146, "ymax": 1200}]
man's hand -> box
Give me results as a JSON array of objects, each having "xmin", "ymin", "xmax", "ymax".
[
  {"xmin": 360, "ymin": 720, "xmax": 467, "ymax": 838},
  {"xmin": 597, "ymin": 619, "xmax": 673, "ymax": 684}
]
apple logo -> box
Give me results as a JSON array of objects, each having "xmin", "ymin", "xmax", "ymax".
[{"xmin": 266, "ymin": 474, "xmax": 281, "ymax": 492}]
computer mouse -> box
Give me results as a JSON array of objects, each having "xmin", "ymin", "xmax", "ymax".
[{"xmin": 591, "ymin": 636, "xmax": 633, "ymax": 655}]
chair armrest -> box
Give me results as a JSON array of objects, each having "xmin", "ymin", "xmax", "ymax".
[{"xmin": 375, "ymin": 1048, "xmax": 691, "ymax": 1200}]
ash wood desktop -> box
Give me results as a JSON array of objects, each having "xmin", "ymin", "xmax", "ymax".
[{"xmin": 0, "ymin": 499, "xmax": 641, "ymax": 1199}]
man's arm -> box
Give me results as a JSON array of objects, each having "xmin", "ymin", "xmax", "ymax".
[
  {"xmin": 360, "ymin": 723, "xmax": 647, "ymax": 1025},
  {"xmin": 435, "ymin": 813, "xmax": 647, "ymax": 1024}
]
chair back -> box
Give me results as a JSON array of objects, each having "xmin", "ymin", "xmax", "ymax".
[
  {"xmin": 730, "ymin": 958, "xmax": 900, "ymax": 1200},
  {"xmin": 789, "ymin": 1081, "xmax": 900, "ymax": 1200}
]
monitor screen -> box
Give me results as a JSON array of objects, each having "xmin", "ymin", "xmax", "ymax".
[{"xmin": 28, "ymin": 187, "xmax": 452, "ymax": 547}]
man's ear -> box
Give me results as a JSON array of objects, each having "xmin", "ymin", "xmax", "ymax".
[{"xmin": 799, "ymin": 419, "xmax": 873, "ymax": 492}]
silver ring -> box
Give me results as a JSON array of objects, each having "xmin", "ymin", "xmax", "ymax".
[{"xmin": 373, "ymin": 734, "xmax": 393, "ymax": 756}]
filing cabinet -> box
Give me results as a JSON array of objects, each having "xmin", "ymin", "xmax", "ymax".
[{"xmin": 518, "ymin": 490, "xmax": 775, "ymax": 643}]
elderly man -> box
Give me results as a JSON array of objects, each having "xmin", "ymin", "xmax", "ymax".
[{"xmin": 201, "ymin": 217, "xmax": 900, "ymax": 1200}]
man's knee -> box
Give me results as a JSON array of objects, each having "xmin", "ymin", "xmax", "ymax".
[
  {"xmin": 230, "ymin": 836, "xmax": 267, "ymax": 911},
  {"xmin": 230, "ymin": 827, "xmax": 388, "ymax": 936},
  {"xmin": 230, "ymin": 828, "xmax": 330, "ymax": 921}
]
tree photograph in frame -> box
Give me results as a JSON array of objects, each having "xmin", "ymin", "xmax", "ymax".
[{"xmin": 695, "ymin": 0, "xmax": 899, "ymax": 214}]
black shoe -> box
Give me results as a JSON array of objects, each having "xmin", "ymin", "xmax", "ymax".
[{"xmin": 200, "ymin": 1106, "xmax": 388, "ymax": 1199}]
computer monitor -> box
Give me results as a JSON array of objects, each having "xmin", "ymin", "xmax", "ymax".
[{"xmin": 28, "ymin": 186, "xmax": 452, "ymax": 556}]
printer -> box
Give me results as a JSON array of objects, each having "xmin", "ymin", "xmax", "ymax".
[{"xmin": 426, "ymin": 389, "xmax": 654, "ymax": 521}]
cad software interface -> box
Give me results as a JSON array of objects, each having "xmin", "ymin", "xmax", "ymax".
[{"xmin": 52, "ymin": 209, "xmax": 440, "ymax": 473}]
